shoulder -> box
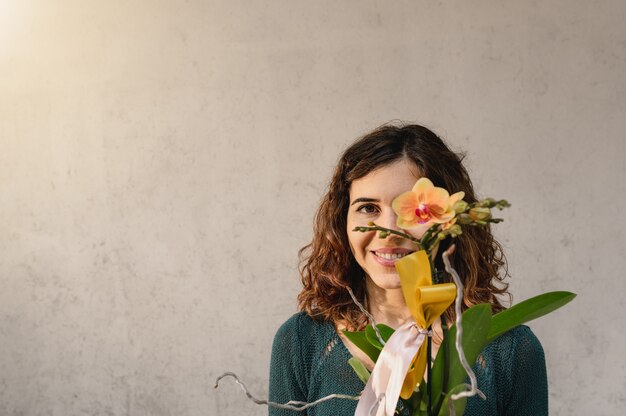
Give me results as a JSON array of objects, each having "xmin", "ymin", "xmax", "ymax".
[
  {"xmin": 270, "ymin": 312, "xmax": 338, "ymax": 399},
  {"xmin": 489, "ymin": 324, "xmax": 542, "ymax": 344},
  {"xmin": 272, "ymin": 312, "xmax": 335, "ymax": 350},
  {"xmin": 484, "ymin": 325, "xmax": 547, "ymax": 397},
  {"xmin": 274, "ymin": 311, "xmax": 317, "ymax": 334},
  {"xmin": 486, "ymin": 325, "xmax": 544, "ymax": 358},
  {"xmin": 469, "ymin": 325, "xmax": 548, "ymax": 414},
  {"xmin": 274, "ymin": 311, "xmax": 329, "ymax": 336},
  {"xmin": 488, "ymin": 327, "xmax": 549, "ymax": 413},
  {"xmin": 482, "ymin": 325, "xmax": 545, "ymax": 375}
]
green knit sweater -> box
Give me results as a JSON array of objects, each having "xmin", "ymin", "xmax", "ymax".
[{"xmin": 269, "ymin": 312, "xmax": 548, "ymax": 416}]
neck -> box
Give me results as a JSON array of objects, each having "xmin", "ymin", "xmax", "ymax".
[{"xmin": 365, "ymin": 277, "xmax": 412, "ymax": 329}]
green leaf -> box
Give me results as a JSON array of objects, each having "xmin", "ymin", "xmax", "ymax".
[
  {"xmin": 343, "ymin": 324, "xmax": 395, "ymax": 384},
  {"xmin": 365, "ymin": 323, "xmax": 395, "ymax": 351},
  {"xmin": 343, "ymin": 330, "xmax": 380, "ymax": 362},
  {"xmin": 430, "ymin": 304, "xmax": 492, "ymax": 415},
  {"xmin": 437, "ymin": 384, "xmax": 469, "ymax": 416},
  {"xmin": 348, "ymin": 357, "xmax": 371, "ymax": 384},
  {"xmin": 488, "ymin": 291, "xmax": 576, "ymax": 342}
]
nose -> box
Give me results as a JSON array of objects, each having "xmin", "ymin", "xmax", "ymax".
[
  {"xmin": 378, "ymin": 208, "xmax": 417, "ymax": 245},
  {"xmin": 378, "ymin": 207, "xmax": 400, "ymax": 232}
]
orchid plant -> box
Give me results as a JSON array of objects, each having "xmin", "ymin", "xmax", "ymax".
[
  {"xmin": 345, "ymin": 178, "xmax": 575, "ymax": 416},
  {"xmin": 214, "ymin": 178, "xmax": 575, "ymax": 416}
]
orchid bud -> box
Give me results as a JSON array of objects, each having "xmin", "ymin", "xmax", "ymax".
[
  {"xmin": 496, "ymin": 199, "xmax": 511, "ymax": 209},
  {"xmin": 480, "ymin": 198, "xmax": 498, "ymax": 208},
  {"xmin": 448, "ymin": 224, "xmax": 462, "ymax": 237},
  {"xmin": 469, "ymin": 207, "xmax": 492, "ymax": 221},
  {"xmin": 453, "ymin": 200, "xmax": 469, "ymax": 213},
  {"xmin": 456, "ymin": 213, "xmax": 473, "ymax": 225},
  {"xmin": 474, "ymin": 220, "xmax": 488, "ymax": 226}
]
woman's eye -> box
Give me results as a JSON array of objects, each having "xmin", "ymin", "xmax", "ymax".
[{"xmin": 356, "ymin": 204, "xmax": 379, "ymax": 215}]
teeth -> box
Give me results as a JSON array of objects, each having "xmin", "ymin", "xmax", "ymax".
[{"xmin": 375, "ymin": 252, "xmax": 411, "ymax": 260}]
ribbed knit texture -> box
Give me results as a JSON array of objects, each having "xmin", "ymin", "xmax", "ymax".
[{"xmin": 269, "ymin": 312, "xmax": 548, "ymax": 416}]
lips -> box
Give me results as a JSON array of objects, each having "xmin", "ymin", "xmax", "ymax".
[{"xmin": 370, "ymin": 248, "xmax": 415, "ymax": 267}]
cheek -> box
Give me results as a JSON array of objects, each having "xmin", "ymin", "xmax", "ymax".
[
  {"xmin": 347, "ymin": 238, "xmax": 356, "ymax": 256},
  {"xmin": 346, "ymin": 214, "xmax": 375, "ymax": 257},
  {"xmin": 347, "ymin": 230, "xmax": 369, "ymax": 257},
  {"xmin": 346, "ymin": 215, "xmax": 356, "ymax": 250}
]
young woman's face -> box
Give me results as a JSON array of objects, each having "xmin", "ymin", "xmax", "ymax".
[{"xmin": 346, "ymin": 159, "xmax": 422, "ymax": 290}]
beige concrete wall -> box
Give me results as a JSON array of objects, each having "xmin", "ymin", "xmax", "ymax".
[{"xmin": 1, "ymin": 1, "xmax": 624, "ymax": 414}]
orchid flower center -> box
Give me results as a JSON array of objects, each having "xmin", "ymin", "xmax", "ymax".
[{"xmin": 415, "ymin": 203, "xmax": 431, "ymax": 224}]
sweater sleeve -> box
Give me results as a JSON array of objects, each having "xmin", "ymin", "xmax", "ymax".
[
  {"xmin": 504, "ymin": 326, "xmax": 549, "ymax": 416},
  {"xmin": 269, "ymin": 314, "xmax": 309, "ymax": 416}
]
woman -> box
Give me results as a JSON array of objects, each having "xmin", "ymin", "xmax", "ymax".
[{"xmin": 269, "ymin": 124, "xmax": 548, "ymax": 415}]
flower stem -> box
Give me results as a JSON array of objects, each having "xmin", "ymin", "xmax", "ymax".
[
  {"xmin": 352, "ymin": 225, "xmax": 422, "ymax": 247},
  {"xmin": 432, "ymin": 316, "xmax": 449, "ymax": 416},
  {"xmin": 427, "ymin": 330, "xmax": 433, "ymax": 416}
]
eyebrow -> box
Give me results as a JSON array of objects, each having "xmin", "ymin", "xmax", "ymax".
[{"xmin": 350, "ymin": 197, "xmax": 379, "ymax": 206}]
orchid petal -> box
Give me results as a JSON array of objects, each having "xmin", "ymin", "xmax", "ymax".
[
  {"xmin": 397, "ymin": 221, "xmax": 432, "ymax": 239},
  {"xmin": 449, "ymin": 191, "xmax": 465, "ymax": 206},
  {"xmin": 411, "ymin": 177, "xmax": 434, "ymax": 193},
  {"xmin": 392, "ymin": 192, "xmax": 420, "ymax": 220},
  {"xmin": 425, "ymin": 187, "xmax": 451, "ymax": 206}
]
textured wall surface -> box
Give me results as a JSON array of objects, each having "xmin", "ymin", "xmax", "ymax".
[{"xmin": 1, "ymin": 1, "xmax": 625, "ymax": 415}]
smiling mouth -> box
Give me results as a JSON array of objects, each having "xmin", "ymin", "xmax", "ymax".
[{"xmin": 372, "ymin": 251, "xmax": 415, "ymax": 260}]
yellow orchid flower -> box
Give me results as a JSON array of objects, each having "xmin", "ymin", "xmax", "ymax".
[{"xmin": 392, "ymin": 178, "xmax": 465, "ymax": 238}]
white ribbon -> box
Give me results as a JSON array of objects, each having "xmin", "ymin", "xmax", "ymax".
[{"xmin": 354, "ymin": 320, "xmax": 428, "ymax": 416}]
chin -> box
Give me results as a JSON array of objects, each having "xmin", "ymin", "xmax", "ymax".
[{"xmin": 367, "ymin": 274, "xmax": 402, "ymax": 291}]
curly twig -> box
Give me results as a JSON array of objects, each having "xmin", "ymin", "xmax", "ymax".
[
  {"xmin": 346, "ymin": 286, "xmax": 386, "ymax": 346},
  {"xmin": 214, "ymin": 372, "xmax": 360, "ymax": 411},
  {"xmin": 442, "ymin": 245, "xmax": 486, "ymax": 416}
]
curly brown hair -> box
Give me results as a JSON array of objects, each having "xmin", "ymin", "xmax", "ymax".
[{"xmin": 297, "ymin": 123, "xmax": 510, "ymax": 330}]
